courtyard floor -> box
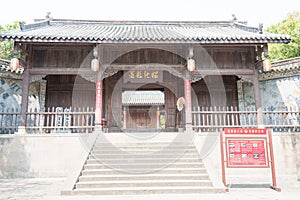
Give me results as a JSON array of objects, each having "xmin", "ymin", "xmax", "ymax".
[{"xmin": 0, "ymin": 175, "xmax": 300, "ymax": 200}]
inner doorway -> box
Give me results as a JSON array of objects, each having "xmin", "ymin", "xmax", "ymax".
[
  {"xmin": 122, "ymin": 90, "xmax": 165, "ymax": 131},
  {"xmin": 45, "ymin": 75, "xmax": 95, "ymax": 108}
]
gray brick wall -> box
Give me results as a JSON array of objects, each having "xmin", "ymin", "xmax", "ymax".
[{"xmin": 238, "ymin": 75, "xmax": 300, "ymax": 111}]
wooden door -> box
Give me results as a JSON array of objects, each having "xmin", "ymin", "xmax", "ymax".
[
  {"xmin": 165, "ymin": 88, "xmax": 177, "ymax": 131},
  {"xmin": 127, "ymin": 106, "xmax": 156, "ymax": 129}
]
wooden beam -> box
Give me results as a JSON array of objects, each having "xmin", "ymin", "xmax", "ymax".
[
  {"xmin": 29, "ymin": 68, "xmax": 94, "ymax": 75},
  {"xmin": 30, "ymin": 43, "xmax": 94, "ymax": 49},
  {"xmin": 29, "ymin": 66, "xmax": 253, "ymax": 76},
  {"xmin": 191, "ymin": 69, "xmax": 253, "ymax": 76},
  {"xmin": 106, "ymin": 64, "xmax": 184, "ymax": 71}
]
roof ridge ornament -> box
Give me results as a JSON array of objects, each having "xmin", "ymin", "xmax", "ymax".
[
  {"xmin": 20, "ymin": 20, "xmax": 50, "ymax": 31},
  {"xmin": 231, "ymin": 14, "xmax": 238, "ymax": 22},
  {"xmin": 258, "ymin": 23, "xmax": 263, "ymax": 34},
  {"xmin": 20, "ymin": 12, "xmax": 52, "ymax": 31},
  {"xmin": 45, "ymin": 12, "xmax": 52, "ymax": 21}
]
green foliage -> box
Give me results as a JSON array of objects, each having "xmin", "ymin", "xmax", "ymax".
[
  {"xmin": 0, "ymin": 21, "xmax": 21, "ymax": 60},
  {"xmin": 266, "ymin": 12, "xmax": 300, "ymax": 61}
]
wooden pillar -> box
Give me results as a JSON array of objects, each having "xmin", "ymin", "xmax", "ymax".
[
  {"xmin": 18, "ymin": 68, "xmax": 30, "ymax": 133},
  {"xmin": 123, "ymin": 107, "xmax": 127, "ymax": 129},
  {"xmin": 184, "ymin": 77, "xmax": 193, "ymax": 132},
  {"xmin": 253, "ymin": 66, "xmax": 263, "ymax": 126},
  {"xmin": 156, "ymin": 107, "xmax": 160, "ymax": 129},
  {"xmin": 95, "ymin": 77, "xmax": 103, "ymax": 130}
]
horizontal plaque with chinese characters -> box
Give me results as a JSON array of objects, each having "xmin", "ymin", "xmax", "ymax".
[
  {"xmin": 224, "ymin": 128, "xmax": 267, "ymax": 135},
  {"xmin": 124, "ymin": 70, "xmax": 163, "ymax": 83}
]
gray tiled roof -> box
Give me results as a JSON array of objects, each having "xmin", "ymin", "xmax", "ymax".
[
  {"xmin": 0, "ymin": 19, "xmax": 291, "ymax": 44},
  {"xmin": 122, "ymin": 90, "xmax": 164, "ymax": 105},
  {"xmin": 0, "ymin": 59, "xmax": 24, "ymax": 74},
  {"xmin": 271, "ymin": 57, "xmax": 300, "ymax": 72}
]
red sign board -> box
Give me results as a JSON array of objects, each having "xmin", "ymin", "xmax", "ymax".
[
  {"xmin": 224, "ymin": 128, "xmax": 267, "ymax": 135},
  {"xmin": 220, "ymin": 128, "xmax": 280, "ymax": 191},
  {"xmin": 226, "ymin": 138, "xmax": 269, "ymax": 168}
]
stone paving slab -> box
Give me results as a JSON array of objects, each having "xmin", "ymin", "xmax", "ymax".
[{"xmin": 0, "ymin": 176, "xmax": 300, "ymax": 200}]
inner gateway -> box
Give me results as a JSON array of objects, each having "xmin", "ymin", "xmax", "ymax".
[
  {"xmin": 42, "ymin": 48, "xmax": 240, "ymax": 132},
  {"xmin": 122, "ymin": 90, "xmax": 165, "ymax": 131}
]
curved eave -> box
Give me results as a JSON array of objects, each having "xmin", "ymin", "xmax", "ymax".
[
  {"xmin": 0, "ymin": 35, "xmax": 291, "ymax": 44},
  {"xmin": 0, "ymin": 62, "xmax": 24, "ymax": 74},
  {"xmin": 122, "ymin": 103, "xmax": 164, "ymax": 106}
]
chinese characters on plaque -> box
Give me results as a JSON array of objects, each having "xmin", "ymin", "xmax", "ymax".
[
  {"xmin": 124, "ymin": 70, "xmax": 162, "ymax": 83},
  {"xmin": 224, "ymin": 128, "xmax": 266, "ymax": 134},
  {"xmin": 226, "ymin": 138, "xmax": 268, "ymax": 167}
]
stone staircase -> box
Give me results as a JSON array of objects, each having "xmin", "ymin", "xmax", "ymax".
[{"xmin": 62, "ymin": 134, "xmax": 224, "ymax": 195}]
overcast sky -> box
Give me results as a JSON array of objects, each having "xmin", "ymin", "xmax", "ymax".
[{"xmin": 1, "ymin": 0, "xmax": 299, "ymax": 28}]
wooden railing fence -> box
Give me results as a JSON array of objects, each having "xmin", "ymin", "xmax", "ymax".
[
  {"xmin": 0, "ymin": 108, "xmax": 20, "ymax": 134},
  {"xmin": 0, "ymin": 106, "xmax": 299, "ymax": 134},
  {"xmin": 0, "ymin": 107, "xmax": 95, "ymax": 134},
  {"xmin": 192, "ymin": 106, "xmax": 300, "ymax": 132}
]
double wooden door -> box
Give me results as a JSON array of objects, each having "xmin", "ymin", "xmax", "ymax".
[{"xmin": 126, "ymin": 106, "xmax": 157, "ymax": 129}]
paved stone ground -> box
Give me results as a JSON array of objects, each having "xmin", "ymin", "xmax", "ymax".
[{"xmin": 0, "ymin": 176, "xmax": 300, "ymax": 200}]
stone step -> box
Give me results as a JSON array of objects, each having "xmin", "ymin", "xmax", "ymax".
[
  {"xmin": 81, "ymin": 168, "xmax": 207, "ymax": 175},
  {"xmin": 63, "ymin": 186, "xmax": 224, "ymax": 195},
  {"xmin": 93, "ymin": 147, "xmax": 197, "ymax": 151},
  {"xmin": 75, "ymin": 180, "xmax": 212, "ymax": 188},
  {"xmin": 88, "ymin": 153, "xmax": 200, "ymax": 159},
  {"xmin": 91, "ymin": 148, "xmax": 199, "ymax": 154},
  {"xmin": 91, "ymin": 150, "xmax": 199, "ymax": 154},
  {"xmin": 63, "ymin": 136, "xmax": 223, "ymax": 196},
  {"xmin": 94, "ymin": 142, "xmax": 195, "ymax": 148},
  {"xmin": 86, "ymin": 157, "xmax": 202, "ymax": 164},
  {"xmin": 86, "ymin": 158, "xmax": 202, "ymax": 164},
  {"xmin": 89, "ymin": 153, "xmax": 200, "ymax": 159},
  {"xmin": 78, "ymin": 174, "xmax": 210, "ymax": 182},
  {"xmin": 93, "ymin": 144, "xmax": 197, "ymax": 148},
  {"xmin": 83, "ymin": 162, "xmax": 205, "ymax": 170}
]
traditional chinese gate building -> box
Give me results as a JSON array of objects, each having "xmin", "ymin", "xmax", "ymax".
[
  {"xmin": 0, "ymin": 18, "xmax": 291, "ymax": 133},
  {"xmin": 2, "ymin": 17, "xmax": 300, "ymax": 196}
]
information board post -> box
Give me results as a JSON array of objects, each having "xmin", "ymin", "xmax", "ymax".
[
  {"xmin": 220, "ymin": 128, "xmax": 280, "ymax": 192},
  {"xmin": 268, "ymin": 129, "xmax": 281, "ymax": 192},
  {"xmin": 219, "ymin": 129, "xmax": 227, "ymax": 188}
]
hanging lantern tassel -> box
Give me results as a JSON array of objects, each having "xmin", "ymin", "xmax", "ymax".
[
  {"xmin": 263, "ymin": 59, "xmax": 272, "ymax": 72},
  {"xmin": 10, "ymin": 58, "xmax": 20, "ymax": 71},
  {"xmin": 187, "ymin": 58, "xmax": 195, "ymax": 72},
  {"xmin": 91, "ymin": 58, "xmax": 100, "ymax": 72}
]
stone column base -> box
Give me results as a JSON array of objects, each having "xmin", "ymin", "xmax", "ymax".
[
  {"xmin": 297, "ymin": 163, "xmax": 300, "ymax": 181},
  {"xmin": 16, "ymin": 126, "xmax": 26, "ymax": 134},
  {"xmin": 94, "ymin": 124, "xmax": 103, "ymax": 133},
  {"xmin": 185, "ymin": 124, "xmax": 194, "ymax": 133}
]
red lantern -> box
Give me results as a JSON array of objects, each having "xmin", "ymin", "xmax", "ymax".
[
  {"xmin": 263, "ymin": 59, "xmax": 272, "ymax": 72},
  {"xmin": 10, "ymin": 58, "xmax": 19, "ymax": 71}
]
